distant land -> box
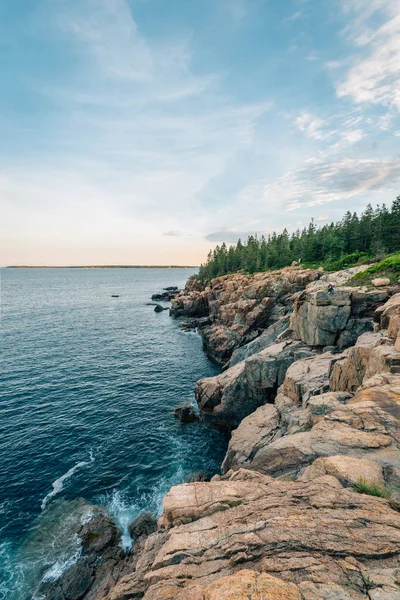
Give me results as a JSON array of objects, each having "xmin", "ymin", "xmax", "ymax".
[{"xmin": 6, "ymin": 265, "xmax": 198, "ymax": 269}]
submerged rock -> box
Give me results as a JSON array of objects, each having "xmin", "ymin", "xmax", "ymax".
[{"xmin": 173, "ymin": 404, "xmax": 199, "ymax": 423}]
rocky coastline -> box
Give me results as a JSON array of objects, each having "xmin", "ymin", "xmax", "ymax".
[{"xmin": 37, "ymin": 264, "xmax": 400, "ymax": 600}]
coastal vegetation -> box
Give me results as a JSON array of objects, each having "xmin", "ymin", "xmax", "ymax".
[
  {"xmin": 352, "ymin": 478, "xmax": 392, "ymax": 499},
  {"xmin": 198, "ymin": 196, "xmax": 400, "ymax": 280}
]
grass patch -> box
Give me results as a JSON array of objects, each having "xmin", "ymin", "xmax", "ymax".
[
  {"xmin": 348, "ymin": 252, "xmax": 400, "ymax": 286},
  {"xmin": 361, "ymin": 573, "xmax": 378, "ymax": 591},
  {"xmin": 353, "ymin": 477, "xmax": 392, "ymax": 498}
]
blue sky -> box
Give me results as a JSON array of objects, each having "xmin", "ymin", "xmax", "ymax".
[{"xmin": 1, "ymin": 0, "xmax": 399, "ymax": 265}]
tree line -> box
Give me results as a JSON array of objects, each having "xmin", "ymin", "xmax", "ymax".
[{"xmin": 198, "ymin": 196, "xmax": 400, "ymax": 280}]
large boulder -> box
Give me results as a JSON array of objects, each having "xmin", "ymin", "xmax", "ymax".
[
  {"xmin": 195, "ymin": 341, "xmax": 316, "ymax": 426},
  {"xmin": 330, "ymin": 331, "xmax": 400, "ymax": 392},
  {"xmin": 279, "ymin": 352, "xmax": 345, "ymax": 405},
  {"xmin": 221, "ymin": 404, "xmax": 281, "ymax": 472},
  {"xmin": 291, "ymin": 289, "xmax": 352, "ymax": 346},
  {"xmin": 372, "ymin": 277, "xmax": 391, "ymax": 287},
  {"xmin": 228, "ymin": 316, "xmax": 290, "ymax": 366},
  {"xmin": 129, "ymin": 513, "xmax": 157, "ymax": 541},
  {"xmin": 298, "ymin": 455, "xmax": 386, "ymax": 488},
  {"xmin": 173, "ymin": 404, "xmax": 199, "ymax": 423}
]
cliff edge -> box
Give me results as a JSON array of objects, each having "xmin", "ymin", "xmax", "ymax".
[{"xmin": 37, "ymin": 266, "xmax": 400, "ymax": 600}]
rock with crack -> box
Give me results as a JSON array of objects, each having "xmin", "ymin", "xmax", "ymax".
[
  {"xmin": 228, "ymin": 316, "xmax": 291, "ymax": 367},
  {"xmin": 195, "ymin": 341, "xmax": 317, "ymax": 427},
  {"xmin": 330, "ymin": 331, "xmax": 400, "ymax": 392},
  {"xmin": 222, "ymin": 368, "xmax": 400, "ymax": 480},
  {"xmin": 290, "ymin": 288, "xmax": 352, "ymax": 346},
  {"xmin": 100, "ymin": 468, "xmax": 400, "ymax": 600},
  {"xmin": 170, "ymin": 267, "xmax": 323, "ymax": 363}
]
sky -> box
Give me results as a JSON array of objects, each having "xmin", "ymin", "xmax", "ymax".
[{"xmin": 1, "ymin": 0, "xmax": 400, "ymax": 266}]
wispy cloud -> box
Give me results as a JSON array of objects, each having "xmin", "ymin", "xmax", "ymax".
[
  {"xmin": 295, "ymin": 112, "xmax": 333, "ymax": 140},
  {"xmin": 163, "ymin": 231, "xmax": 183, "ymax": 236},
  {"xmin": 2, "ymin": 0, "xmax": 399, "ymax": 265},
  {"xmin": 266, "ymin": 157, "xmax": 400, "ymax": 210},
  {"xmin": 337, "ymin": 2, "xmax": 400, "ymax": 109}
]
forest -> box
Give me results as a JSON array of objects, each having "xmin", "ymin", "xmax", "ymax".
[{"xmin": 197, "ymin": 197, "xmax": 400, "ymax": 280}]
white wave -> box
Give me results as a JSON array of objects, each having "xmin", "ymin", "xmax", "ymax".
[
  {"xmin": 41, "ymin": 452, "xmax": 95, "ymax": 510},
  {"xmin": 80, "ymin": 508, "xmax": 95, "ymax": 525},
  {"xmin": 104, "ymin": 462, "xmax": 186, "ymax": 553},
  {"xmin": 106, "ymin": 491, "xmax": 138, "ymax": 552},
  {"xmin": 41, "ymin": 545, "xmax": 82, "ymax": 583}
]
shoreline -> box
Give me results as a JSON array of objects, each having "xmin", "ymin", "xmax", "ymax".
[{"xmin": 25, "ymin": 265, "xmax": 400, "ymax": 599}]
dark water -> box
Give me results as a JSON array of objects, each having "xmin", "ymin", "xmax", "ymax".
[{"xmin": 0, "ymin": 268, "xmax": 227, "ymax": 599}]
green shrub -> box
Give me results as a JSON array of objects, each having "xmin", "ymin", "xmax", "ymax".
[
  {"xmin": 349, "ymin": 252, "xmax": 400, "ymax": 285},
  {"xmin": 322, "ymin": 252, "xmax": 372, "ymax": 272},
  {"xmin": 352, "ymin": 477, "xmax": 391, "ymax": 498}
]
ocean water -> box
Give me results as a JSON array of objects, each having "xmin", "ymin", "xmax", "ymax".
[{"xmin": 0, "ymin": 267, "xmax": 227, "ymax": 599}]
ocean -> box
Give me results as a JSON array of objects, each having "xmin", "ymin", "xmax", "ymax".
[{"xmin": 0, "ymin": 267, "xmax": 227, "ymax": 599}]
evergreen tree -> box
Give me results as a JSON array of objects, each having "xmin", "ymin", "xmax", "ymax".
[{"xmin": 197, "ymin": 196, "xmax": 400, "ymax": 281}]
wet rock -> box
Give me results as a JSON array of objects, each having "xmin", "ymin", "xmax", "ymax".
[
  {"xmin": 154, "ymin": 304, "xmax": 168, "ymax": 312},
  {"xmin": 129, "ymin": 513, "xmax": 157, "ymax": 541},
  {"xmin": 79, "ymin": 513, "xmax": 121, "ymax": 555},
  {"xmin": 30, "ymin": 502, "xmax": 123, "ymax": 600},
  {"xmin": 185, "ymin": 472, "xmax": 211, "ymax": 483},
  {"xmin": 179, "ymin": 316, "xmax": 212, "ymax": 330},
  {"xmin": 173, "ymin": 405, "xmax": 199, "ymax": 423},
  {"xmin": 152, "ymin": 289, "xmax": 180, "ymax": 301},
  {"xmin": 60, "ymin": 561, "xmax": 94, "ymax": 600}
]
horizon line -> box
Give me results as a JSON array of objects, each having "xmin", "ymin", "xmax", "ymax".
[{"xmin": 4, "ymin": 265, "xmax": 199, "ymax": 269}]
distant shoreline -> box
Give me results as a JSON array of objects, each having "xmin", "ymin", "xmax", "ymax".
[{"xmin": 5, "ymin": 265, "xmax": 198, "ymax": 269}]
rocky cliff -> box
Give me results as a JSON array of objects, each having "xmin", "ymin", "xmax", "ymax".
[{"xmin": 38, "ymin": 267, "xmax": 400, "ymax": 600}]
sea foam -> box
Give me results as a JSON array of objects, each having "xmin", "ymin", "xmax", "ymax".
[{"xmin": 41, "ymin": 452, "xmax": 95, "ymax": 510}]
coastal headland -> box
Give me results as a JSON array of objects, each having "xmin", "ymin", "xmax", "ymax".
[{"xmin": 34, "ymin": 262, "xmax": 400, "ymax": 600}]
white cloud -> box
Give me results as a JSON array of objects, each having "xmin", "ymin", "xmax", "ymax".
[
  {"xmin": 337, "ymin": 3, "xmax": 400, "ymax": 109},
  {"xmin": 339, "ymin": 128, "xmax": 365, "ymax": 144},
  {"xmin": 237, "ymin": 156, "xmax": 400, "ymax": 212},
  {"xmin": 295, "ymin": 112, "xmax": 333, "ymax": 140}
]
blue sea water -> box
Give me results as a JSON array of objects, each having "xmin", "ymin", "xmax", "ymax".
[{"xmin": 0, "ymin": 268, "xmax": 227, "ymax": 599}]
